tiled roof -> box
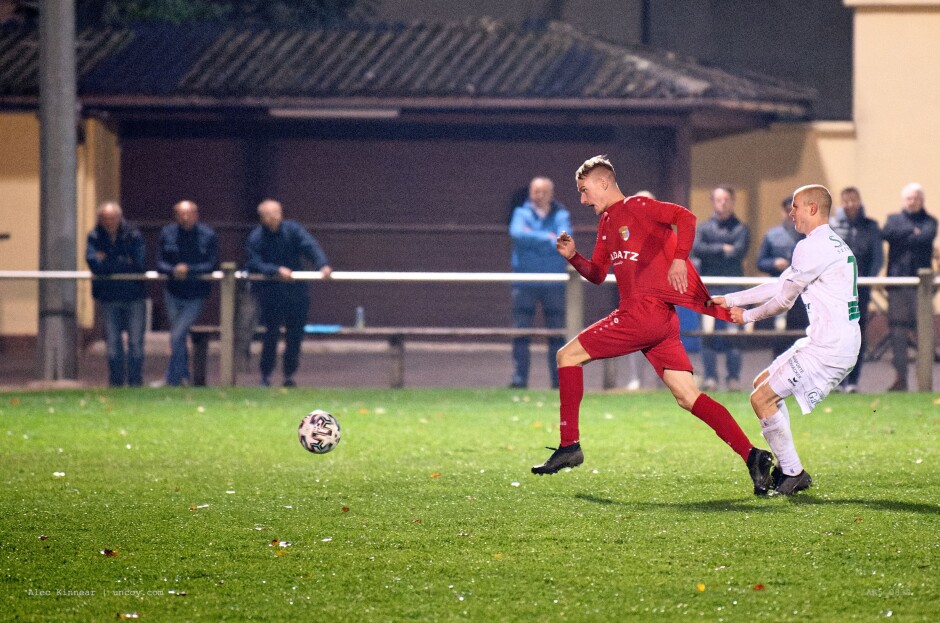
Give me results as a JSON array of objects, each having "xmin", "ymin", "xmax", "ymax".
[{"xmin": 0, "ymin": 18, "xmax": 814, "ymax": 116}]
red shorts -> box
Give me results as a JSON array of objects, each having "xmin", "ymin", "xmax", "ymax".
[{"xmin": 577, "ymin": 298, "xmax": 692, "ymax": 379}]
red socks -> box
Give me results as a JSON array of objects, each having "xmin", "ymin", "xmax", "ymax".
[
  {"xmin": 558, "ymin": 366, "xmax": 584, "ymax": 447},
  {"xmin": 557, "ymin": 372, "xmax": 751, "ymax": 461},
  {"xmin": 691, "ymin": 393, "xmax": 752, "ymax": 462}
]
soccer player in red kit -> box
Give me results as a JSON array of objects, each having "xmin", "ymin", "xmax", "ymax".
[{"xmin": 531, "ymin": 156, "xmax": 774, "ymax": 496}]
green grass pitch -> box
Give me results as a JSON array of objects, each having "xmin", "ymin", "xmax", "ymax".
[{"xmin": 1, "ymin": 387, "xmax": 938, "ymax": 621}]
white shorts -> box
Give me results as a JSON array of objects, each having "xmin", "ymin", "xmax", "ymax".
[{"xmin": 765, "ymin": 338, "xmax": 857, "ymax": 414}]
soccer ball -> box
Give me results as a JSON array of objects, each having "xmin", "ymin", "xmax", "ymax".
[{"xmin": 298, "ymin": 410, "xmax": 342, "ymax": 454}]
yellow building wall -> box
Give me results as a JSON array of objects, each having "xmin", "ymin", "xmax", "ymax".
[
  {"xmin": 690, "ymin": 0, "xmax": 940, "ymax": 300},
  {"xmin": 0, "ymin": 113, "xmax": 120, "ymax": 336},
  {"xmin": 690, "ymin": 121, "xmax": 858, "ymax": 274},
  {"xmin": 0, "ymin": 113, "xmax": 40, "ymax": 336},
  {"xmin": 849, "ymin": 0, "xmax": 940, "ymax": 216}
]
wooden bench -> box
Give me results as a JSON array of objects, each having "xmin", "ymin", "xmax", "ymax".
[{"xmin": 189, "ymin": 325, "xmax": 567, "ymax": 388}]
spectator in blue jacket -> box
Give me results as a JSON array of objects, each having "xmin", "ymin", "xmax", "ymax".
[
  {"xmin": 246, "ymin": 199, "xmax": 332, "ymax": 387},
  {"xmin": 692, "ymin": 185, "xmax": 750, "ymax": 391},
  {"xmin": 156, "ymin": 200, "xmax": 218, "ymax": 386},
  {"xmin": 756, "ymin": 196, "xmax": 808, "ymax": 356},
  {"xmin": 86, "ymin": 201, "xmax": 147, "ymax": 387},
  {"xmin": 830, "ymin": 187, "xmax": 883, "ymax": 392},
  {"xmin": 509, "ymin": 177, "xmax": 571, "ymax": 389},
  {"xmin": 882, "ymin": 183, "xmax": 937, "ymax": 391}
]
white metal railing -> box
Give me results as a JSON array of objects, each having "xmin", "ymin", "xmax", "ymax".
[{"xmin": 1, "ymin": 267, "xmax": 937, "ymax": 390}]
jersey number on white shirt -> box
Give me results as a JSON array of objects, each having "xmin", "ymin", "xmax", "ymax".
[{"xmin": 846, "ymin": 256, "xmax": 860, "ymax": 321}]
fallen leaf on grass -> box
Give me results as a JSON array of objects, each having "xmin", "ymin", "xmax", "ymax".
[
  {"xmin": 854, "ymin": 517, "xmax": 864, "ymax": 523},
  {"xmin": 341, "ymin": 506, "xmax": 350, "ymax": 513},
  {"xmin": 753, "ymin": 583, "xmax": 766, "ymax": 591},
  {"xmin": 100, "ymin": 549, "xmax": 120, "ymax": 557},
  {"xmin": 413, "ymin": 518, "xmax": 422, "ymax": 523},
  {"xmin": 430, "ymin": 473, "xmax": 442, "ymax": 479}
]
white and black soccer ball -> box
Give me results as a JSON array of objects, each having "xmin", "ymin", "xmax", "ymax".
[{"xmin": 298, "ymin": 410, "xmax": 342, "ymax": 454}]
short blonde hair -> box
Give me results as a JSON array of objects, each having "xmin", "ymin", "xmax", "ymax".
[
  {"xmin": 794, "ymin": 184, "xmax": 832, "ymax": 215},
  {"xmin": 576, "ymin": 155, "xmax": 616, "ymax": 181}
]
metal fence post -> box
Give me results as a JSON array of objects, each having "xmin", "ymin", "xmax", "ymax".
[
  {"xmin": 219, "ymin": 262, "xmax": 238, "ymax": 387},
  {"xmin": 565, "ymin": 266, "xmax": 583, "ymax": 341},
  {"xmin": 915, "ymin": 268, "xmax": 935, "ymax": 392}
]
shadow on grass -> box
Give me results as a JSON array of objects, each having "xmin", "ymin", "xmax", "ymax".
[{"xmin": 574, "ymin": 492, "xmax": 940, "ymax": 515}]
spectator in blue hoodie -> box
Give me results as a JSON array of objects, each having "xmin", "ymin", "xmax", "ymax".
[
  {"xmin": 509, "ymin": 177, "xmax": 571, "ymax": 389},
  {"xmin": 156, "ymin": 200, "xmax": 218, "ymax": 386},
  {"xmin": 86, "ymin": 201, "xmax": 147, "ymax": 387}
]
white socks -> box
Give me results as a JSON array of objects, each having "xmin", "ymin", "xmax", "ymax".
[{"xmin": 760, "ymin": 405, "xmax": 803, "ymax": 476}]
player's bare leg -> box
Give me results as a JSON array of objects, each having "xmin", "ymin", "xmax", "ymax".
[
  {"xmin": 751, "ymin": 377, "xmax": 812, "ymax": 495},
  {"xmin": 531, "ymin": 337, "xmax": 590, "ymax": 475},
  {"xmin": 663, "ymin": 369, "xmax": 774, "ymax": 495}
]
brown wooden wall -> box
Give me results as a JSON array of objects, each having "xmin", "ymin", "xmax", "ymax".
[{"xmin": 119, "ymin": 118, "xmax": 679, "ymax": 330}]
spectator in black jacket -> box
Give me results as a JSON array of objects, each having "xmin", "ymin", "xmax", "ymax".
[
  {"xmin": 830, "ymin": 187, "xmax": 883, "ymax": 392},
  {"xmin": 86, "ymin": 201, "xmax": 147, "ymax": 387},
  {"xmin": 245, "ymin": 200, "xmax": 332, "ymax": 387},
  {"xmin": 156, "ymin": 200, "xmax": 218, "ymax": 386},
  {"xmin": 692, "ymin": 185, "xmax": 750, "ymax": 391},
  {"xmin": 882, "ymin": 183, "xmax": 937, "ymax": 391}
]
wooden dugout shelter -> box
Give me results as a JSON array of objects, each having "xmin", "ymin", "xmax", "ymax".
[{"xmin": 0, "ymin": 18, "xmax": 813, "ymax": 333}]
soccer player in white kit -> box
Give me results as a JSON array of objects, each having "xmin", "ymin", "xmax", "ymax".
[{"xmin": 711, "ymin": 185, "xmax": 861, "ymax": 495}]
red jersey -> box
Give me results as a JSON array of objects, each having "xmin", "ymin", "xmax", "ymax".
[{"xmin": 569, "ymin": 195, "xmax": 731, "ymax": 322}]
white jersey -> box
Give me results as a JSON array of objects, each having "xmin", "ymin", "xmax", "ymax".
[{"xmin": 728, "ymin": 224, "xmax": 861, "ymax": 359}]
